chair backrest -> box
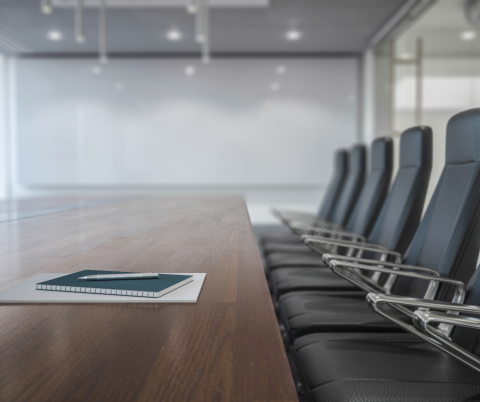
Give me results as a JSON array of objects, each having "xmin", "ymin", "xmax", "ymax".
[
  {"xmin": 316, "ymin": 149, "xmax": 348, "ymax": 220},
  {"xmin": 344, "ymin": 137, "xmax": 393, "ymax": 237},
  {"xmin": 393, "ymin": 108, "xmax": 480, "ymax": 300},
  {"xmin": 329, "ymin": 144, "xmax": 366, "ymax": 227},
  {"xmin": 367, "ymin": 127, "xmax": 432, "ymax": 254}
]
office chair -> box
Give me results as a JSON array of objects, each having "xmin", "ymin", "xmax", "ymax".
[
  {"xmin": 291, "ymin": 108, "xmax": 480, "ymax": 401},
  {"xmin": 265, "ymin": 137, "xmax": 392, "ymax": 274},
  {"xmin": 262, "ymin": 145, "xmax": 365, "ymax": 250},
  {"xmin": 276, "ymin": 126, "xmax": 433, "ymax": 341}
]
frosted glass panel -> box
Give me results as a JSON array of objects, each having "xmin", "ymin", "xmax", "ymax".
[{"xmin": 15, "ymin": 58, "xmax": 358, "ymax": 185}]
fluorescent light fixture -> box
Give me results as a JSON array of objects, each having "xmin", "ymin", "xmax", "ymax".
[
  {"xmin": 185, "ymin": 66, "xmax": 196, "ymax": 76},
  {"xmin": 47, "ymin": 30, "xmax": 63, "ymax": 40},
  {"xmin": 461, "ymin": 31, "xmax": 477, "ymax": 40},
  {"xmin": 270, "ymin": 82, "xmax": 280, "ymax": 91},
  {"xmin": 114, "ymin": 82, "xmax": 124, "ymax": 91},
  {"xmin": 167, "ymin": 30, "xmax": 182, "ymax": 40},
  {"xmin": 285, "ymin": 30, "xmax": 301, "ymax": 41},
  {"xmin": 276, "ymin": 65, "xmax": 286, "ymax": 75},
  {"xmin": 91, "ymin": 66, "xmax": 102, "ymax": 75}
]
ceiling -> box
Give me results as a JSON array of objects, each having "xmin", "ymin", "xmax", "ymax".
[{"xmin": 0, "ymin": 0, "xmax": 409, "ymax": 55}]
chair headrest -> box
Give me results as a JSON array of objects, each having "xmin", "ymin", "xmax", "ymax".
[
  {"xmin": 371, "ymin": 137, "xmax": 393, "ymax": 171},
  {"xmin": 334, "ymin": 149, "xmax": 348, "ymax": 171},
  {"xmin": 350, "ymin": 144, "xmax": 366, "ymax": 170},
  {"xmin": 446, "ymin": 108, "xmax": 480, "ymax": 164},
  {"xmin": 400, "ymin": 126, "xmax": 433, "ymax": 168}
]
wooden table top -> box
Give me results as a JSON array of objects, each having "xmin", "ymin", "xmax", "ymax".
[{"xmin": 0, "ymin": 196, "xmax": 297, "ymax": 402}]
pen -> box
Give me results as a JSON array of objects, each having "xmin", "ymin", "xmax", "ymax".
[{"xmin": 78, "ymin": 273, "xmax": 159, "ymax": 281}]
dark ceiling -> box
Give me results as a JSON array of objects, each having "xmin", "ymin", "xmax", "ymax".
[{"xmin": 0, "ymin": 0, "xmax": 408, "ymax": 55}]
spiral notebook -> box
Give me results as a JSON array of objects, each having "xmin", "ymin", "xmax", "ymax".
[{"xmin": 36, "ymin": 270, "xmax": 193, "ymax": 299}]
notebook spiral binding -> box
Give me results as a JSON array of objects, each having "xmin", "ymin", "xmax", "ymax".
[{"xmin": 35, "ymin": 284, "xmax": 157, "ymax": 298}]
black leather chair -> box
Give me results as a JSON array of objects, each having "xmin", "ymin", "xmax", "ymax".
[
  {"xmin": 277, "ymin": 126, "xmax": 433, "ymax": 341},
  {"xmin": 292, "ymin": 108, "xmax": 480, "ymax": 402},
  {"xmin": 293, "ymin": 266, "xmax": 480, "ymax": 402},
  {"xmin": 264, "ymin": 149, "xmax": 349, "ymax": 248},
  {"xmin": 268, "ymin": 137, "xmax": 394, "ymax": 296},
  {"xmin": 263, "ymin": 145, "xmax": 365, "ymax": 252},
  {"xmin": 265, "ymin": 137, "xmax": 392, "ymax": 271}
]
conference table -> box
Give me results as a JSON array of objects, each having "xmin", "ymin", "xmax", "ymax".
[{"xmin": 0, "ymin": 196, "xmax": 297, "ymax": 402}]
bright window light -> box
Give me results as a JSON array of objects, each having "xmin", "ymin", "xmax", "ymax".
[
  {"xmin": 276, "ymin": 65, "xmax": 287, "ymax": 75},
  {"xmin": 167, "ymin": 30, "xmax": 182, "ymax": 41},
  {"xmin": 399, "ymin": 52, "xmax": 412, "ymax": 59},
  {"xmin": 285, "ymin": 30, "xmax": 301, "ymax": 41},
  {"xmin": 461, "ymin": 31, "xmax": 477, "ymax": 41},
  {"xmin": 47, "ymin": 30, "xmax": 62, "ymax": 41}
]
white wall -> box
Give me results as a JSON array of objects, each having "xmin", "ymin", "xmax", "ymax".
[{"xmin": 9, "ymin": 57, "xmax": 359, "ymax": 223}]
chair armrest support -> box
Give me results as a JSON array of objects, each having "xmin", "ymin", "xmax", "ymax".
[
  {"xmin": 326, "ymin": 256, "xmax": 438, "ymax": 275},
  {"xmin": 411, "ymin": 309, "xmax": 480, "ymax": 374}
]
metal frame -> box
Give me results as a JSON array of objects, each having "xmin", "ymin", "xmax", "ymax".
[
  {"xmin": 288, "ymin": 223, "xmax": 366, "ymax": 241},
  {"xmin": 301, "ymin": 236, "xmax": 402, "ymax": 289},
  {"xmin": 366, "ymin": 293, "xmax": 480, "ymax": 373},
  {"xmin": 328, "ymin": 259, "xmax": 464, "ymax": 314}
]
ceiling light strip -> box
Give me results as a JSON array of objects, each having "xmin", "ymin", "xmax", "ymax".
[
  {"xmin": 76, "ymin": 0, "xmax": 85, "ymax": 43},
  {"xmin": 99, "ymin": 0, "xmax": 108, "ymax": 63}
]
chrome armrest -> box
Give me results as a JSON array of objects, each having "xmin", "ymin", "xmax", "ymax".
[
  {"xmin": 367, "ymin": 292, "xmax": 468, "ymax": 316},
  {"xmin": 290, "ymin": 227, "xmax": 366, "ymax": 241},
  {"xmin": 329, "ymin": 260, "xmax": 463, "ymax": 308},
  {"xmin": 366, "ymin": 286, "xmax": 466, "ymax": 338},
  {"xmin": 364, "ymin": 292, "xmax": 480, "ymax": 373},
  {"xmin": 302, "ymin": 236, "xmax": 387, "ymax": 252},
  {"xmin": 324, "ymin": 255, "xmax": 437, "ymax": 275},
  {"xmin": 413, "ymin": 310, "xmax": 480, "ymax": 373}
]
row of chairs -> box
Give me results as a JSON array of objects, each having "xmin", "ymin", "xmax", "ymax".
[{"xmin": 259, "ymin": 108, "xmax": 480, "ymax": 401}]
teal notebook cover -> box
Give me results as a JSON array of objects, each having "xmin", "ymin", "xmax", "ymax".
[{"xmin": 36, "ymin": 270, "xmax": 193, "ymax": 298}]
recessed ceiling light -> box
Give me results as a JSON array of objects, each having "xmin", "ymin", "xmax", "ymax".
[
  {"xmin": 91, "ymin": 66, "xmax": 102, "ymax": 75},
  {"xmin": 270, "ymin": 82, "xmax": 280, "ymax": 91},
  {"xmin": 114, "ymin": 82, "xmax": 124, "ymax": 91},
  {"xmin": 47, "ymin": 30, "xmax": 62, "ymax": 41},
  {"xmin": 167, "ymin": 30, "xmax": 182, "ymax": 41},
  {"xmin": 187, "ymin": 4, "xmax": 197, "ymax": 13},
  {"xmin": 276, "ymin": 65, "xmax": 287, "ymax": 75},
  {"xmin": 185, "ymin": 66, "xmax": 196, "ymax": 77},
  {"xmin": 461, "ymin": 31, "xmax": 477, "ymax": 41},
  {"xmin": 285, "ymin": 30, "xmax": 301, "ymax": 41}
]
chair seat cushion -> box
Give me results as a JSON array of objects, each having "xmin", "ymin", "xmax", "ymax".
[
  {"xmin": 260, "ymin": 232, "xmax": 299, "ymax": 247},
  {"xmin": 266, "ymin": 253, "xmax": 325, "ymax": 270},
  {"xmin": 263, "ymin": 243, "xmax": 312, "ymax": 255},
  {"xmin": 261, "ymin": 237, "xmax": 303, "ymax": 248},
  {"xmin": 270, "ymin": 268, "xmax": 356, "ymax": 298},
  {"xmin": 278, "ymin": 291, "xmax": 405, "ymax": 342},
  {"xmin": 294, "ymin": 332, "xmax": 480, "ymax": 402}
]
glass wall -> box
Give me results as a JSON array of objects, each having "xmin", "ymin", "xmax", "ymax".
[{"xmin": 375, "ymin": 0, "xmax": 480, "ymax": 204}]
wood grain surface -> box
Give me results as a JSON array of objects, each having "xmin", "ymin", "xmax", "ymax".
[{"xmin": 0, "ymin": 196, "xmax": 297, "ymax": 402}]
